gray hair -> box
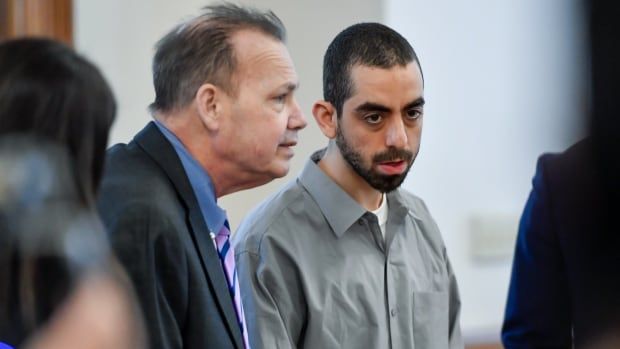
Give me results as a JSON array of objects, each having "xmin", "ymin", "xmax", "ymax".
[{"xmin": 149, "ymin": 2, "xmax": 286, "ymax": 113}]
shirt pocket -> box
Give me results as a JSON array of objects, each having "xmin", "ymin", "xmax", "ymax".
[{"xmin": 412, "ymin": 291, "xmax": 449, "ymax": 349}]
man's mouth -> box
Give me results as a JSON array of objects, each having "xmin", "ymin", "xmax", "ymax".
[{"xmin": 376, "ymin": 160, "xmax": 407, "ymax": 175}]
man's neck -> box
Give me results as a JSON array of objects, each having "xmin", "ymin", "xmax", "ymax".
[
  {"xmin": 317, "ymin": 146, "xmax": 382, "ymax": 211},
  {"xmin": 156, "ymin": 111, "xmax": 272, "ymax": 198}
]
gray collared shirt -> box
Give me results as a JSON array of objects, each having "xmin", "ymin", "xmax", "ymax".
[{"xmin": 233, "ymin": 151, "xmax": 463, "ymax": 349}]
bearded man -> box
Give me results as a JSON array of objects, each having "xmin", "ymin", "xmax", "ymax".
[{"xmin": 233, "ymin": 22, "xmax": 463, "ymax": 349}]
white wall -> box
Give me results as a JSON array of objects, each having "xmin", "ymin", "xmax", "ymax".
[
  {"xmin": 74, "ymin": 0, "xmax": 211, "ymax": 144},
  {"xmin": 386, "ymin": 0, "xmax": 587, "ymax": 342}
]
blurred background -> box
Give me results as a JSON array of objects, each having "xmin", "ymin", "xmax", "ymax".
[{"xmin": 1, "ymin": 0, "xmax": 587, "ymax": 347}]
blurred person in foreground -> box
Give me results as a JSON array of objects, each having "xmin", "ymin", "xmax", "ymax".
[
  {"xmin": 234, "ymin": 23, "xmax": 462, "ymax": 349},
  {"xmin": 502, "ymin": 1, "xmax": 620, "ymax": 347},
  {"xmin": 0, "ymin": 38, "xmax": 144, "ymax": 348},
  {"xmin": 96, "ymin": 3, "xmax": 306, "ymax": 348}
]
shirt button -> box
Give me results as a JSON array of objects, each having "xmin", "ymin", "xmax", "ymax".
[
  {"xmin": 358, "ymin": 219, "xmax": 364, "ymax": 225},
  {"xmin": 390, "ymin": 308, "xmax": 397, "ymax": 317}
]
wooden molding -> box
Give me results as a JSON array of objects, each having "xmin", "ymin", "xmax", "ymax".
[{"xmin": 0, "ymin": 0, "xmax": 73, "ymax": 46}]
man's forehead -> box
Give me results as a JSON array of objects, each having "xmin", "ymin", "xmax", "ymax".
[
  {"xmin": 346, "ymin": 63, "xmax": 424, "ymax": 105},
  {"xmin": 231, "ymin": 29, "xmax": 295, "ymax": 74},
  {"xmin": 231, "ymin": 29, "xmax": 286, "ymax": 58},
  {"xmin": 349, "ymin": 62, "xmax": 421, "ymax": 84}
]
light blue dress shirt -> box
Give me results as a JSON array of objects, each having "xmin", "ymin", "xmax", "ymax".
[{"xmin": 154, "ymin": 121, "xmax": 227, "ymax": 234}]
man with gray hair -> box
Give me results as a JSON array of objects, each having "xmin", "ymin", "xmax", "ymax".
[{"xmin": 97, "ymin": 4, "xmax": 306, "ymax": 348}]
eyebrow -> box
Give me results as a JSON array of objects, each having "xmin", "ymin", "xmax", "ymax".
[
  {"xmin": 354, "ymin": 97, "xmax": 425, "ymax": 114},
  {"xmin": 404, "ymin": 97, "xmax": 425, "ymax": 110},
  {"xmin": 282, "ymin": 81, "xmax": 299, "ymax": 93}
]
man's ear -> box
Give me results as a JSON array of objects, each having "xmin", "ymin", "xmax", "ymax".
[
  {"xmin": 312, "ymin": 100, "xmax": 338, "ymax": 139},
  {"xmin": 195, "ymin": 83, "xmax": 223, "ymax": 131}
]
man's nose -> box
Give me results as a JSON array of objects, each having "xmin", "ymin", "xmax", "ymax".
[
  {"xmin": 385, "ymin": 118, "xmax": 408, "ymax": 148},
  {"xmin": 288, "ymin": 98, "xmax": 307, "ymax": 130}
]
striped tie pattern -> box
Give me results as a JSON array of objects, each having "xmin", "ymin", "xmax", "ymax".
[{"xmin": 214, "ymin": 222, "xmax": 249, "ymax": 348}]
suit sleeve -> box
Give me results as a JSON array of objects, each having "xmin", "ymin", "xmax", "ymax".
[
  {"xmin": 236, "ymin": 240, "xmax": 305, "ymax": 349},
  {"xmin": 502, "ymin": 155, "xmax": 572, "ymax": 348},
  {"xmin": 106, "ymin": 204, "xmax": 188, "ymax": 349}
]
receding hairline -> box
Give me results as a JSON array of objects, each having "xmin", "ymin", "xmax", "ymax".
[
  {"xmin": 227, "ymin": 28, "xmax": 294, "ymax": 84},
  {"xmin": 150, "ymin": 3, "xmax": 287, "ymax": 113}
]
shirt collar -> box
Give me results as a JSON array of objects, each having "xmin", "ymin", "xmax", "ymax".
[
  {"xmin": 298, "ymin": 149, "xmax": 366, "ymax": 238},
  {"xmin": 154, "ymin": 120, "xmax": 227, "ymax": 233},
  {"xmin": 299, "ymin": 149, "xmax": 416, "ymax": 238}
]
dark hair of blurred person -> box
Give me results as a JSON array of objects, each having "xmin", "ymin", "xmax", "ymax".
[
  {"xmin": 0, "ymin": 38, "xmax": 143, "ymax": 348},
  {"xmin": 0, "ymin": 38, "xmax": 116, "ymax": 208}
]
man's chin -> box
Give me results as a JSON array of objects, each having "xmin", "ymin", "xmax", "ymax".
[
  {"xmin": 270, "ymin": 162, "xmax": 291, "ymax": 179},
  {"xmin": 368, "ymin": 173, "xmax": 407, "ymax": 193}
]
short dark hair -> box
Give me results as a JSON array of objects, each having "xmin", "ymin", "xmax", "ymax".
[
  {"xmin": 323, "ymin": 22, "xmax": 422, "ymax": 117},
  {"xmin": 150, "ymin": 2, "xmax": 286, "ymax": 113},
  {"xmin": 0, "ymin": 38, "xmax": 116, "ymax": 207}
]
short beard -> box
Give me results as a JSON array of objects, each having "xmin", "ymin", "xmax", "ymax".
[{"xmin": 335, "ymin": 125, "xmax": 415, "ymax": 193}]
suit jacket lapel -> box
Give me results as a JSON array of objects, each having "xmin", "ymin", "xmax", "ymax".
[{"xmin": 134, "ymin": 122, "xmax": 244, "ymax": 349}]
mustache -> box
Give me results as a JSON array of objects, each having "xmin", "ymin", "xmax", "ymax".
[{"xmin": 372, "ymin": 148, "xmax": 414, "ymax": 163}]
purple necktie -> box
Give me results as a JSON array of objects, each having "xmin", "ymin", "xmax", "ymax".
[{"xmin": 214, "ymin": 222, "xmax": 249, "ymax": 348}]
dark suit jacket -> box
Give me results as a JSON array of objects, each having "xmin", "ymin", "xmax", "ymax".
[
  {"xmin": 502, "ymin": 139, "xmax": 619, "ymax": 348},
  {"xmin": 97, "ymin": 122, "xmax": 244, "ymax": 349}
]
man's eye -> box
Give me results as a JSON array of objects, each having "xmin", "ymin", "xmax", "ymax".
[
  {"xmin": 406, "ymin": 109, "xmax": 422, "ymax": 120},
  {"xmin": 274, "ymin": 94, "xmax": 287, "ymax": 103},
  {"xmin": 364, "ymin": 114, "xmax": 382, "ymax": 124}
]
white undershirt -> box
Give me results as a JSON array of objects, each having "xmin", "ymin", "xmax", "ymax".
[{"xmin": 371, "ymin": 194, "xmax": 389, "ymax": 239}]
